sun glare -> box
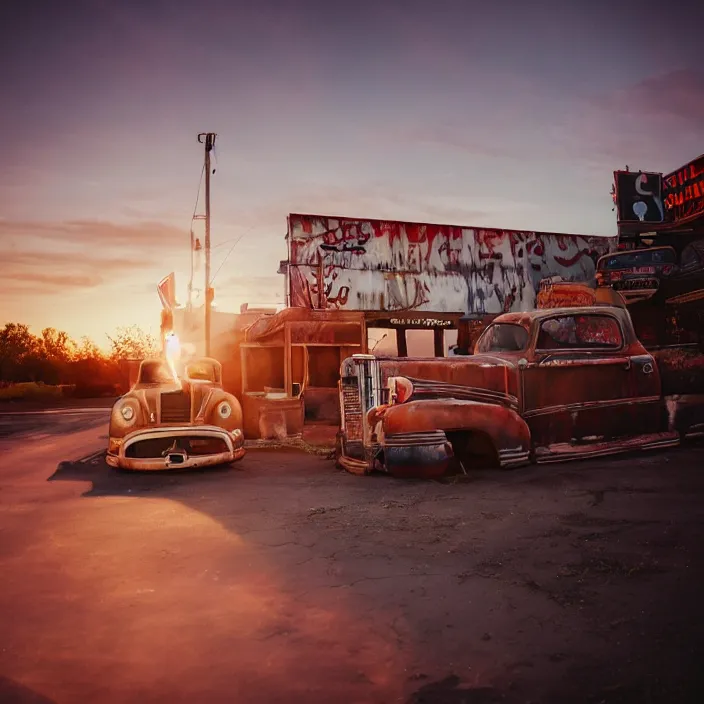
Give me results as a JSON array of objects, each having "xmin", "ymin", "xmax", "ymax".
[{"xmin": 165, "ymin": 332, "xmax": 181, "ymax": 381}]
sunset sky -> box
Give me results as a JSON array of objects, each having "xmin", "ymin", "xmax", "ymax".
[{"xmin": 1, "ymin": 0, "xmax": 703, "ymax": 346}]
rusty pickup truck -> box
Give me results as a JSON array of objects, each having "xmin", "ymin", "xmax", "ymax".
[{"xmin": 336, "ymin": 305, "xmax": 704, "ymax": 478}]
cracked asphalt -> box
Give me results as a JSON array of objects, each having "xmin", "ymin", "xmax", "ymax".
[{"xmin": 1, "ymin": 410, "xmax": 703, "ymax": 703}]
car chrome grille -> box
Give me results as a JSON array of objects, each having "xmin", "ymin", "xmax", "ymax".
[
  {"xmin": 160, "ymin": 391, "xmax": 191, "ymax": 424},
  {"xmin": 614, "ymin": 278, "xmax": 659, "ymax": 291},
  {"xmin": 125, "ymin": 436, "xmax": 228, "ymax": 459},
  {"xmin": 341, "ymin": 380, "xmax": 363, "ymax": 441}
]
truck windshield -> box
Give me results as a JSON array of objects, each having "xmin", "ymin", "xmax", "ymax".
[{"xmin": 476, "ymin": 324, "xmax": 528, "ymax": 353}]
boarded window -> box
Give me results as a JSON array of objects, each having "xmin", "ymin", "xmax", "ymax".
[
  {"xmin": 308, "ymin": 346, "xmax": 341, "ymax": 388},
  {"xmin": 538, "ymin": 315, "xmax": 623, "ymax": 350},
  {"xmin": 244, "ymin": 348, "xmax": 285, "ymax": 392}
]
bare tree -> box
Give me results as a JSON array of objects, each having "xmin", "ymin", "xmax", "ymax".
[{"xmin": 107, "ymin": 326, "xmax": 160, "ymax": 361}]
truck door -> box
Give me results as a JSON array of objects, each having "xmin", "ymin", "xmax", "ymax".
[{"xmin": 522, "ymin": 312, "xmax": 661, "ymax": 446}]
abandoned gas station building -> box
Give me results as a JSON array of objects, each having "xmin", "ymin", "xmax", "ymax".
[{"xmin": 278, "ymin": 212, "xmax": 613, "ymax": 354}]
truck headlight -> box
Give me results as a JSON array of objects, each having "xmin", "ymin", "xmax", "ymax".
[
  {"xmin": 120, "ymin": 405, "xmax": 135, "ymax": 422},
  {"xmin": 387, "ymin": 377, "xmax": 414, "ymax": 404},
  {"xmin": 217, "ymin": 401, "xmax": 232, "ymax": 419}
]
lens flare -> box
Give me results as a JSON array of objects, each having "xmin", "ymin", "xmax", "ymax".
[{"xmin": 165, "ymin": 332, "xmax": 181, "ymax": 381}]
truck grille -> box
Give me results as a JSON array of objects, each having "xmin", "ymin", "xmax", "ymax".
[
  {"xmin": 160, "ymin": 391, "xmax": 191, "ymax": 424},
  {"xmin": 341, "ymin": 380, "xmax": 363, "ymax": 441}
]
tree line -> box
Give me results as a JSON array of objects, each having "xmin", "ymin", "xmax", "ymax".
[{"xmin": 0, "ymin": 323, "xmax": 161, "ymax": 396}]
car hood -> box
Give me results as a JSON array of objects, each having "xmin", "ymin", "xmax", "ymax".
[{"xmin": 118, "ymin": 380, "xmax": 223, "ymax": 424}]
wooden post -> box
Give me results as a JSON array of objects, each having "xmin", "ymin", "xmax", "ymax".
[
  {"xmin": 434, "ymin": 328, "xmax": 445, "ymax": 357},
  {"xmin": 396, "ymin": 328, "xmax": 408, "ymax": 357},
  {"xmin": 197, "ymin": 132, "xmax": 216, "ymax": 357},
  {"xmin": 316, "ymin": 251, "xmax": 325, "ymax": 309},
  {"xmin": 240, "ymin": 346, "xmax": 248, "ymax": 394},
  {"xmin": 284, "ymin": 324, "xmax": 292, "ymax": 396}
]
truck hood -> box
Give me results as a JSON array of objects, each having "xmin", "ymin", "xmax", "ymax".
[{"xmin": 377, "ymin": 354, "xmax": 519, "ymax": 408}]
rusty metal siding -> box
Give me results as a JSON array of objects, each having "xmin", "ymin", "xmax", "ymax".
[{"xmin": 286, "ymin": 214, "xmax": 616, "ymax": 314}]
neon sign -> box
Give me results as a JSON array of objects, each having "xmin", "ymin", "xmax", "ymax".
[{"xmin": 663, "ymin": 156, "xmax": 704, "ymax": 222}]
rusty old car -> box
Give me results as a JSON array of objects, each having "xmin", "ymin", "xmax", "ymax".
[
  {"xmin": 336, "ymin": 305, "xmax": 704, "ymax": 478},
  {"xmin": 595, "ymin": 246, "xmax": 678, "ymax": 304},
  {"xmin": 596, "ymin": 241, "xmax": 704, "ymax": 307},
  {"xmin": 107, "ymin": 357, "xmax": 245, "ymax": 470}
]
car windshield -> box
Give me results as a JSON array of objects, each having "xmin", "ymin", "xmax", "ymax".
[
  {"xmin": 476, "ymin": 324, "xmax": 528, "ymax": 353},
  {"xmin": 681, "ymin": 241, "xmax": 704, "ymax": 268},
  {"xmin": 599, "ymin": 248, "xmax": 676, "ymax": 270},
  {"xmin": 138, "ymin": 360, "xmax": 175, "ymax": 385},
  {"xmin": 186, "ymin": 361, "xmax": 218, "ymax": 382}
]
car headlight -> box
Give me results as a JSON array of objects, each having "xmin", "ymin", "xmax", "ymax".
[
  {"xmin": 217, "ymin": 401, "xmax": 232, "ymax": 419},
  {"xmin": 120, "ymin": 405, "xmax": 135, "ymax": 422}
]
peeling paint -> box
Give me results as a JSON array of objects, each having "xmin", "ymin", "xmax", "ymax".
[{"xmin": 286, "ymin": 214, "xmax": 615, "ymax": 313}]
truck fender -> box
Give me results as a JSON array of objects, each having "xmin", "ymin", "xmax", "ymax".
[{"xmin": 381, "ymin": 398, "xmax": 531, "ymax": 469}]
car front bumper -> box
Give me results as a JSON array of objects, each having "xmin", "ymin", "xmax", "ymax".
[{"xmin": 106, "ymin": 425, "xmax": 245, "ymax": 471}]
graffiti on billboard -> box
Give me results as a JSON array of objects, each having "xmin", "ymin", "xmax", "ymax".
[{"xmin": 287, "ymin": 215, "xmax": 614, "ymax": 314}]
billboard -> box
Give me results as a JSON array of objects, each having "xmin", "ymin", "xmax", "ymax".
[
  {"xmin": 663, "ymin": 154, "xmax": 704, "ymax": 224},
  {"xmin": 613, "ymin": 171, "xmax": 665, "ymax": 224},
  {"xmin": 285, "ymin": 214, "xmax": 615, "ymax": 315}
]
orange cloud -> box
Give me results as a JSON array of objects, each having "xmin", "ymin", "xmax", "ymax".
[
  {"xmin": 0, "ymin": 219, "xmax": 186, "ymax": 248},
  {"xmin": 2, "ymin": 249, "xmax": 154, "ymax": 271},
  {"xmin": 0, "ymin": 219, "xmax": 187, "ymax": 296},
  {"xmin": 2, "ymin": 271, "xmax": 103, "ymax": 289}
]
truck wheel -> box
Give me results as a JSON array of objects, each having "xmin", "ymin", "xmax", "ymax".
[{"xmin": 446, "ymin": 430, "xmax": 499, "ymax": 471}]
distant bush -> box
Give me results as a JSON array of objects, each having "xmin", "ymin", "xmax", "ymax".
[
  {"xmin": 0, "ymin": 382, "xmax": 66, "ymax": 402},
  {"xmin": 0, "ymin": 321, "xmax": 158, "ymax": 399},
  {"xmin": 66, "ymin": 382, "xmax": 121, "ymax": 399}
]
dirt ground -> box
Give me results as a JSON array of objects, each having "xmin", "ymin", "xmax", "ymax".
[{"xmin": 1, "ymin": 417, "xmax": 703, "ymax": 703}]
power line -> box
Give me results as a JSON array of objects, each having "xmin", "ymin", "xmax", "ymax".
[
  {"xmin": 212, "ymin": 235, "xmax": 243, "ymax": 250},
  {"xmin": 187, "ymin": 163, "xmax": 206, "ymax": 309},
  {"xmin": 210, "ymin": 226, "xmax": 255, "ymax": 285},
  {"xmin": 191, "ymin": 163, "xmax": 206, "ymax": 223}
]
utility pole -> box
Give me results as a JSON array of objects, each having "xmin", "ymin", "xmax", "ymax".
[
  {"xmin": 187, "ymin": 228, "xmax": 194, "ymax": 311},
  {"xmin": 197, "ymin": 132, "xmax": 216, "ymax": 357}
]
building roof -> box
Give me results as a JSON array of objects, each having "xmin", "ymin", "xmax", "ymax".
[{"xmin": 244, "ymin": 306, "xmax": 365, "ymax": 344}]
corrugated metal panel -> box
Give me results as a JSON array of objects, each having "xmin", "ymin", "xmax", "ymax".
[{"xmin": 286, "ymin": 214, "xmax": 616, "ymax": 314}]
